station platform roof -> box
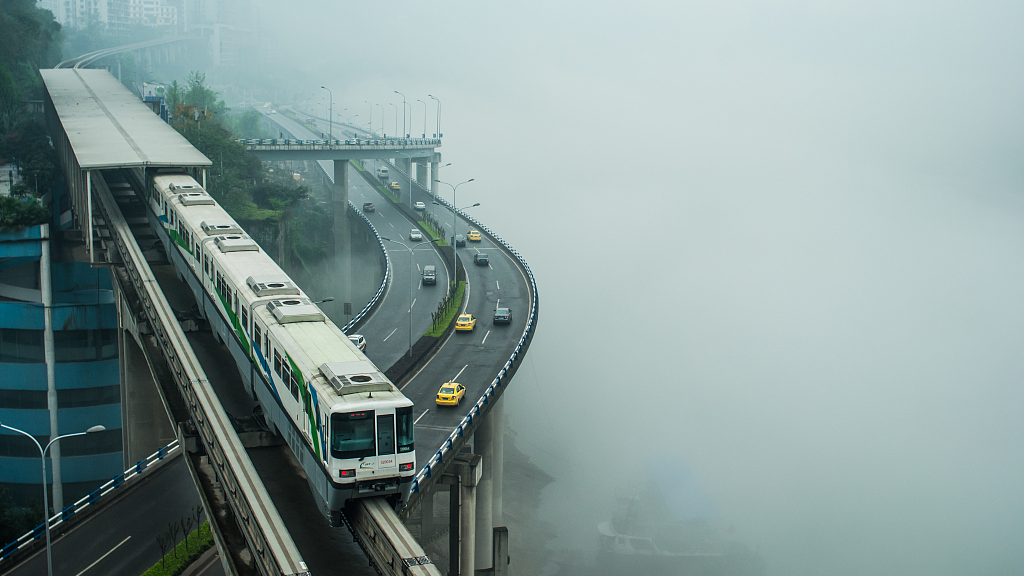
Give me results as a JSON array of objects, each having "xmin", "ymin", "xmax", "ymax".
[{"xmin": 40, "ymin": 69, "xmax": 211, "ymax": 170}]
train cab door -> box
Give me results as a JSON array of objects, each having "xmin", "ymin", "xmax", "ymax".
[{"xmin": 375, "ymin": 414, "xmax": 398, "ymax": 474}]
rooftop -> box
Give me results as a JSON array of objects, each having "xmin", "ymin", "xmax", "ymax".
[{"xmin": 40, "ymin": 69, "xmax": 211, "ymax": 170}]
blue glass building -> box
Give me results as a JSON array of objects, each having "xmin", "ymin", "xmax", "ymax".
[{"xmin": 0, "ymin": 224, "xmax": 123, "ymax": 508}]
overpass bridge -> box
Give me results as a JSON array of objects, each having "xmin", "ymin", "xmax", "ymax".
[{"xmin": 1, "ymin": 68, "xmax": 537, "ymax": 576}]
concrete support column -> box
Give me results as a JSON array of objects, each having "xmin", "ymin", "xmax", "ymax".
[
  {"xmin": 41, "ymin": 224, "xmax": 62, "ymax": 513},
  {"xmin": 449, "ymin": 482, "xmax": 460, "ymax": 576},
  {"xmin": 416, "ymin": 160, "xmax": 428, "ymax": 189},
  {"xmin": 114, "ymin": 273, "xmax": 175, "ymax": 468},
  {"xmin": 445, "ymin": 452, "xmax": 482, "ymax": 575},
  {"xmin": 333, "ymin": 160, "xmax": 351, "ymax": 308},
  {"xmin": 474, "ymin": 414, "xmax": 495, "ymax": 569},
  {"xmin": 430, "ymin": 161, "xmax": 439, "ymax": 197},
  {"xmin": 459, "ymin": 454, "xmax": 481, "ymax": 575},
  {"xmin": 420, "ymin": 486, "xmax": 434, "ymax": 541},
  {"xmin": 119, "ymin": 331, "xmax": 174, "ymax": 466},
  {"xmin": 493, "ymin": 395, "xmax": 505, "ymax": 525}
]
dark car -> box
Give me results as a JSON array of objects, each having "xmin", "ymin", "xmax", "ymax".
[
  {"xmin": 493, "ymin": 307, "xmax": 512, "ymax": 324},
  {"xmin": 362, "ymin": 202, "xmax": 375, "ymax": 212},
  {"xmin": 454, "ymin": 234, "xmax": 466, "ymax": 247},
  {"xmin": 474, "ymin": 253, "xmax": 489, "ymax": 266}
]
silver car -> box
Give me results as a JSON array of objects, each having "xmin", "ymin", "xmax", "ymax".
[
  {"xmin": 347, "ymin": 334, "xmax": 366, "ymax": 352},
  {"xmin": 410, "ymin": 229, "xmax": 423, "ymax": 241}
]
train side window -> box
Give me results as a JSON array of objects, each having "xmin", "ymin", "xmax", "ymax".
[
  {"xmin": 253, "ymin": 323, "xmax": 262, "ymax": 349},
  {"xmin": 289, "ymin": 372, "xmax": 299, "ymax": 401},
  {"xmin": 234, "ymin": 291, "xmax": 239, "ymax": 315},
  {"xmin": 274, "ymin": 351, "xmax": 282, "ymax": 379},
  {"xmin": 241, "ymin": 307, "xmax": 249, "ymax": 334},
  {"xmin": 264, "ymin": 333, "xmax": 269, "ymax": 359}
]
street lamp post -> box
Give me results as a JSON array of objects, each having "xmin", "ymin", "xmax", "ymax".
[
  {"xmin": 394, "ymin": 91, "xmax": 407, "ymax": 139},
  {"xmin": 428, "ymin": 94, "xmax": 441, "ymax": 138},
  {"xmin": 417, "ymin": 99, "xmax": 427, "ymax": 137},
  {"xmin": 389, "ymin": 103, "xmax": 398, "ymax": 138},
  {"xmin": 381, "ymin": 237, "xmax": 442, "ymax": 358},
  {"xmin": 0, "ymin": 422, "xmax": 107, "ymax": 576},
  {"xmin": 320, "ymin": 86, "xmax": 333, "ymax": 141},
  {"xmin": 433, "ymin": 178, "xmax": 475, "ymax": 282},
  {"xmin": 392, "ymin": 150, "xmax": 421, "ymax": 206}
]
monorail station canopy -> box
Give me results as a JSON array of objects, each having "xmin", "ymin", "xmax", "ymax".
[{"xmin": 39, "ymin": 68, "xmax": 211, "ymax": 261}]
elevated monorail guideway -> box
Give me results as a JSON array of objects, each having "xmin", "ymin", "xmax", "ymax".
[
  {"xmin": 91, "ymin": 172, "xmax": 310, "ymax": 576},
  {"xmin": 40, "ymin": 68, "xmax": 448, "ymax": 575}
]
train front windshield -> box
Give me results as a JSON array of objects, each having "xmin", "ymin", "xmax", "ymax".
[{"xmin": 331, "ymin": 411, "xmax": 375, "ymax": 459}]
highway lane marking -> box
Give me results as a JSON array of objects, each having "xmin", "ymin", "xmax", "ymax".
[
  {"xmin": 414, "ymin": 409, "xmax": 430, "ymax": 425},
  {"xmin": 75, "ymin": 536, "xmax": 130, "ymax": 576},
  {"xmin": 410, "ymin": 297, "xmax": 417, "ymax": 311},
  {"xmin": 453, "ymin": 364, "xmax": 469, "ymax": 381},
  {"xmin": 496, "ymin": 280, "xmax": 500, "ymax": 290},
  {"xmin": 399, "ymin": 278, "xmax": 466, "ymax": 390},
  {"xmin": 496, "ymin": 299, "xmax": 501, "ymax": 308},
  {"xmin": 416, "ymin": 424, "xmax": 456, "ymax": 432},
  {"xmin": 481, "ymin": 330, "xmax": 491, "ymax": 345},
  {"xmin": 383, "ymin": 328, "xmax": 398, "ymax": 342},
  {"xmin": 488, "ymin": 263, "xmax": 493, "ymax": 270}
]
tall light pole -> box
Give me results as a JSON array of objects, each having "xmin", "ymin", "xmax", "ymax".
[
  {"xmin": 393, "ymin": 150, "xmax": 415, "ymax": 205},
  {"xmin": 434, "ymin": 178, "xmax": 474, "ymax": 282},
  {"xmin": 320, "ymin": 86, "xmax": 333, "ymax": 141},
  {"xmin": 417, "ymin": 99, "xmax": 427, "ymax": 137},
  {"xmin": 382, "ymin": 236, "xmax": 442, "ymax": 358},
  {"xmin": 394, "ymin": 90, "xmax": 407, "ymax": 139},
  {"xmin": 0, "ymin": 422, "xmax": 107, "ymax": 576},
  {"xmin": 389, "ymin": 103, "xmax": 398, "ymax": 139},
  {"xmin": 429, "ymin": 94, "xmax": 441, "ymax": 138}
]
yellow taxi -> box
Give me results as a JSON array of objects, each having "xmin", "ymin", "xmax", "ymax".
[
  {"xmin": 467, "ymin": 230, "xmax": 482, "ymax": 242},
  {"xmin": 455, "ymin": 313, "xmax": 477, "ymax": 331},
  {"xmin": 436, "ymin": 382, "xmax": 466, "ymax": 406},
  {"xmin": 389, "ymin": 181, "xmax": 401, "ymax": 190}
]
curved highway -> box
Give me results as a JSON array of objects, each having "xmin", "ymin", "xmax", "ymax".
[
  {"xmin": 269, "ymin": 109, "xmax": 536, "ymax": 467},
  {"xmin": 263, "ymin": 111, "xmax": 451, "ymax": 371}
]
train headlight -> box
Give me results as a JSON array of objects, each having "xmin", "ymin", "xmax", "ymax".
[
  {"xmin": 399, "ymin": 462, "xmax": 413, "ymax": 472},
  {"xmin": 339, "ymin": 469, "xmax": 356, "ymax": 478}
]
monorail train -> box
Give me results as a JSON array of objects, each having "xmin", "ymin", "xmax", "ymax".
[{"xmin": 145, "ymin": 172, "xmax": 415, "ymax": 524}]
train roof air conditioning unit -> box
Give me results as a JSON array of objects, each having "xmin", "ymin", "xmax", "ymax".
[
  {"xmin": 215, "ymin": 235, "xmax": 259, "ymax": 253},
  {"xmin": 246, "ymin": 275, "xmax": 300, "ymax": 297},
  {"xmin": 267, "ymin": 298, "xmax": 324, "ymax": 323},
  {"xmin": 178, "ymin": 192, "xmax": 214, "ymax": 206},
  {"xmin": 201, "ymin": 220, "xmax": 242, "ymax": 235},
  {"xmin": 319, "ymin": 361, "xmax": 394, "ymax": 395},
  {"xmin": 168, "ymin": 182, "xmax": 199, "ymax": 192}
]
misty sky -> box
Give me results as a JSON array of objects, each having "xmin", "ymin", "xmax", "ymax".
[{"xmin": 255, "ymin": 2, "xmax": 1024, "ymax": 574}]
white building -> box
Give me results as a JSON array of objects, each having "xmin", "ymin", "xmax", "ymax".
[{"xmin": 37, "ymin": 0, "xmax": 178, "ymax": 30}]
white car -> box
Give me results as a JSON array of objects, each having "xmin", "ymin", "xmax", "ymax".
[
  {"xmin": 410, "ymin": 229, "xmax": 423, "ymax": 241},
  {"xmin": 413, "ymin": 201, "xmax": 426, "ymax": 211},
  {"xmin": 347, "ymin": 334, "xmax": 366, "ymax": 352}
]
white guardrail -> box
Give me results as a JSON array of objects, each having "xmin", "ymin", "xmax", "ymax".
[
  {"xmin": 341, "ymin": 199, "xmax": 392, "ymax": 334},
  {"xmin": 0, "ymin": 441, "xmax": 180, "ymax": 561},
  {"xmin": 389, "ymin": 162, "xmax": 539, "ymax": 499}
]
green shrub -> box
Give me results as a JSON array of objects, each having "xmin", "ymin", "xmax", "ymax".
[
  {"xmin": 141, "ymin": 522, "xmax": 214, "ymax": 576},
  {"xmin": 425, "ymin": 281, "xmax": 465, "ymax": 337},
  {"xmin": 0, "ymin": 196, "xmax": 48, "ymax": 231}
]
